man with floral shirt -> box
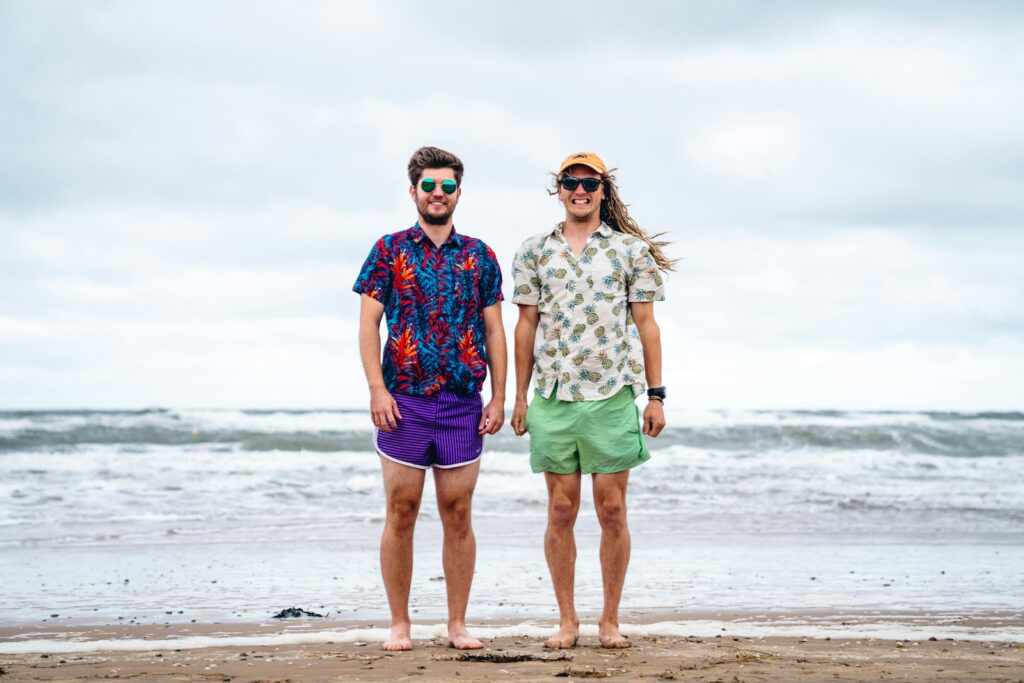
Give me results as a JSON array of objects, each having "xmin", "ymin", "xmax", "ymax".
[
  {"xmin": 511, "ymin": 152, "xmax": 674, "ymax": 649},
  {"xmin": 354, "ymin": 146, "xmax": 507, "ymax": 651}
]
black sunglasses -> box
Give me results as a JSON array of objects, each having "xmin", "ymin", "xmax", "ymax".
[{"xmin": 560, "ymin": 176, "xmax": 602, "ymax": 192}]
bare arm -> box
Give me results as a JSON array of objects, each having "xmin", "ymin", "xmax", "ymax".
[
  {"xmin": 478, "ymin": 302, "xmax": 507, "ymax": 435},
  {"xmin": 630, "ymin": 302, "xmax": 666, "ymax": 437},
  {"xmin": 358, "ymin": 293, "xmax": 402, "ymax": 431},
  {"xmin": 510, "ymin": 304, "xmax": 539, "ymax": 436}
]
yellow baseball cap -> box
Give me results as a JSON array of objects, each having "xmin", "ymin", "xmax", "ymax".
[{"xmin": 558, "ymin": 152, "xmax": 607, "ymax": 175}]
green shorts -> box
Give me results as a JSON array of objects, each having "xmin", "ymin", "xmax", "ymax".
[{"xmin": 526, "ymin": 386, "xmax": 651, "ymax": 474}]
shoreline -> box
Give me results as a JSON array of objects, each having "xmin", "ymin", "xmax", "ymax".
[
  {"xmin": 3, "ymin": 609, "xmax": 1022, "ymax": 655},
  {"xmin": 1, "ymin": 633, "xmax": 1022, "ymax": 682}
]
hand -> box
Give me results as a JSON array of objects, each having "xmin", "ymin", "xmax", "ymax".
[
  {"xmin": 642, "ymin": 399, "xmax": 666, "ymax": 437},
  {"xmin": 370, "ymin": 387, "xmax": 402, "ymax": 432},
  {"xmin": 511, "ymin": 397, "xmax": 529, "ymax": 436},
  {"xmin": 478, "ymin": 399, "xmax": 505, "ymax": 435}
]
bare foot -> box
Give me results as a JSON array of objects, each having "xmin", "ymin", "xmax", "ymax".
[
  {"xmin": 447, "ymin": 625, "xmax": 483, "ymax": 650},
  {"xmin": 544, "ymin": 624, "xmax": 579, "ymax": 649},
  {"xmin": 382, "ymin": 624, "xmax": 413, "ymax": 651},
  {"xmin": 598, "ymin": 624, "xmax": 631, "ymax": 649}
]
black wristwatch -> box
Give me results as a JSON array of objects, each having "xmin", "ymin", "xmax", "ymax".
[{"xmin": 647, "ymin": 386, "xmax": 666, "ymax": 402}]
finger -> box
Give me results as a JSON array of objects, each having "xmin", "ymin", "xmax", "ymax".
[
  {"xmin": 392, "ymin": 402, "xmax": 403, "ymax": 421},
  {"xmin": 513, "ymin": 414, "xmax": 527, "ymax": 435},
  {"xmin": 384, "ymin": 408, "xmax": 398, "ymax": 431},
  {"xmin": 488, "ymin": 418, "xmax": 503, "ymax": 435},
  {"xmin": 478, "ymin": 413, "xmax": 488, "ymax": 433},
  {"xmin": 643, "ymin": 416, "xmax": 652, "ymax": 436}
]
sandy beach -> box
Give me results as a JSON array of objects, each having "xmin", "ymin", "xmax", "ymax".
[
  {"xmin": 3, "ymin": 618, "xmax": 1024, "ymax": 682},
  {"xmin": 2, "ymin": 629, "xmax": 1023, "ymax": 682}
]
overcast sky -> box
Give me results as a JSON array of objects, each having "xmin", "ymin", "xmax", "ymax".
[{"xmin": 1, "ymin": 1, "xmax": 1022, "ymax": 410}]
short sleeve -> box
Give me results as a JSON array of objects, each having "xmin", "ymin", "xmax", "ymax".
[
  {"xmin": 626, "ymin": 242, "xmax": 666, "ymax": 303},
  {"xmin": 352, "ymin": 238, "xmax": 392, "ymax": 303},
  {"xmin": 511, "ymin": 240, "xmax": 541, "ymax": 305},
  {"xmin": 479, "ymin": 245, "xmax": 504, "ymax": 307}
]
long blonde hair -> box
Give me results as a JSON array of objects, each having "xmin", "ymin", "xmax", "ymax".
[{"xmin": 551, "ymin": 169, "xmax": 676, "ymax": 271}]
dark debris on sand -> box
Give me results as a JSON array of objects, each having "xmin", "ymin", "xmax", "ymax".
[
  {"xmin": 271, "ymin": 607, "xmax": 325, "ymax": 619},
  {"xmin": 555, "ymin": 664, "xmax": 625, "ymax": 678},
  {"xmin": 434, "ymin": 650, "xmax": 573, "ymax": 663}
]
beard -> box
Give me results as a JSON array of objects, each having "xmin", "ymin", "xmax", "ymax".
[
  {"xmin": 418, "ymin": 197, "xmax": 455, "ymax": 225},
  {"xmin": 421, "ymin": 210, "xmax": 452, "ymax": 225}
]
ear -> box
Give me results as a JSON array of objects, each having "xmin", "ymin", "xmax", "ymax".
[{"xmin": 409, "ymin": 184, "xmax": 417, "ymax": 201}]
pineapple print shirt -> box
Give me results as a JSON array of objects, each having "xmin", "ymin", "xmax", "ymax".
[{"xmin": 511, "ymin": 221, "xmax": 665, "ymax": 402}]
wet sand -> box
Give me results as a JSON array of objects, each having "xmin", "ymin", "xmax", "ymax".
[{"xmin": 2, "ymin": 631, "xmax": 1023, "ymax": 682}]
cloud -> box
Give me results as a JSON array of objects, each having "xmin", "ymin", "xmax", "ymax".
[
  {"xmin": 0, "ymin": 315, "xmax": 359, "ymax": 408},
  {"xmin": 666, "ymin": 334, "xmax": 1024, "ymax": 411},
  {"xmin": 687, "ymin": 116, "xmax": 804, "ymax": 179},
  {"xmin": 673, "ymin": 227, "xmax": 1024, "ymax": 347},
  {"xmin": 0, "ymin": 2, "xmax": 1021, "ymax": 409}
]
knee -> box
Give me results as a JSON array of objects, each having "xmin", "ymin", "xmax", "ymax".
[
  {"xmin": 548, "ymin": 498, "xmax": 578, "ymax": 529},
  {"xmin": 596, "ymin": 498, "xmax": 626, "ymax": 531},
  {"xmin": 438, "ymin": 497, "xmax": 472, "ymax": 535},
  {"xmin": 387, "ymin": 498, "xmax": 420, "ymax": 532}
]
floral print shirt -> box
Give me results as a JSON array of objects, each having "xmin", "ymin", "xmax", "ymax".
[
  {"xmin": 354, "ymin": 224, "xmax": 503, "ymax": 397},
  {"xmin": 512, "ymin": 221, "xmax": 665, "ymax": 402}
]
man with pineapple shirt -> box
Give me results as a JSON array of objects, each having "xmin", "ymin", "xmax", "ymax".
[{"xmin": 510, "ymin": 152, "xmax": 674, "ymax": 649}]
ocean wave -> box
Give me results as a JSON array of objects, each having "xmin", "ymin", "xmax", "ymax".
[{"xmin": 2, "ymin": 409, "xmax": 1022, "ymax": 457}]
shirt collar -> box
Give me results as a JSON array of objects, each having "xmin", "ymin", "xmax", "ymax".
[
  {"xmin": 552, "ymin": 221, "xmax": 614, "ymax": 240},
  {"xmin": 411, "ymin": 222, "xmax": 463, "ymax": 249}
]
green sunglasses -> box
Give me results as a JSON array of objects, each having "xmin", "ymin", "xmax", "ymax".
[
  {"xmin": 420, "ymin": 178, "xmax": 458, "ymax": 194},
  {"xmin": 560, "ymin": 176, "xmax": 602, "ymax": 192}
]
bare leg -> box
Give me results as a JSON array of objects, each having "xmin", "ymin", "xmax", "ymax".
[
  {"xmin": 593, "ymin": 470, "xmax": 631, "ymax": 648},
  {"xmin": 434, "ymin": 460, "xmax": 483, "ymax": 650},
  {"xmin": 543, "ymin": 471, "xmax": 582, "ymax": 649},
  {"xmin": 379, "ymin": 456, "xmax": 426, "ymax": 651}
]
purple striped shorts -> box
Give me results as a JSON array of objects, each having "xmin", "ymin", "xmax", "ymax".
[{"xmin": 374, "ymin": 390, "xmax": 484, "ymax": 469}]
